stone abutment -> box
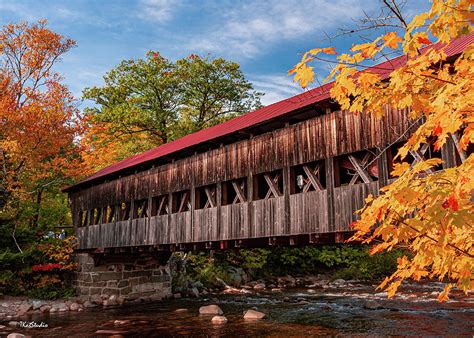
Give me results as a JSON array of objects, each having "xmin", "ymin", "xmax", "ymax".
[{"xmin": 74, "ymin": 252, "xmax": 172, "ymax": 304}]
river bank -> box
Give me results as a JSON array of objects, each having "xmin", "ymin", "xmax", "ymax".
[
  {"xmin": 0, "ymin": 274, "xmax": 330, "ymax": 320},
  {"xmin": 1, "ymin": 280, "xmax": 473, "ymax": 337}
]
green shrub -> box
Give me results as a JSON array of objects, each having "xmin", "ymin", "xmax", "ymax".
[
  {"xmin": 28, "ymin": 285, "xmax": 75, "ymax": 300},
  {"xmin": 183, "ymin": 245, "xmax": 406, "ymax": 286},
  {"xmin": 0, "ymin": 235, "xmax": 77, "ymax": 297},
  {"xmin": 185, "ymin": 252, "xmax": 231, "ymax": 287},
  {"xmin": 239, "ymin": 248, "xmax": 270, "ymax": 271}
]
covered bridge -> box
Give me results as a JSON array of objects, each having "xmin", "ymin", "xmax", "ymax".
[{"xmin": 65, "ymin": 34, "xmax": 472, "ymax": 253}]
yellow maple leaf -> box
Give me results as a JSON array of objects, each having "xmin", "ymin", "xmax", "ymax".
[
  {"xmin": 383, "ymin": 31, "xmax": 403, "ymax": 49},
  {"xmin": 291, "ymin": 63, "xmax": 314, "ymax": 89}
]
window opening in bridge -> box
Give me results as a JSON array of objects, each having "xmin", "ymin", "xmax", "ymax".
[
  {"xmin": 133, "ymin": 199, "xmax": 148, "ymax": 219},
  {"xmin": 106, "ymin": 205, "xmax": 116, "ymax": 223},
  {"xmin": 253, "ymin": 170, "xmax": 283, "ymax": 200},
  {"xmin": 222, "ymin": 178, "xmax": 247, "ymax": 205},
  {"xmin": 195, "ymin": 184, "xmax": 217, "ymax": 209},
  {"xmin": 79, "ymin": 210, "xmax": 87, "ymax": 227},
  {"xmin": 151, "ymin": 194, "xmax": 169, "ymax": 216},
  {"xmin": 90, "ymin": 208, "xmax": 100, "ymax": 225},
  {"xmin": 119, "ymin": 202, "xmax": 131, "ymax": 221},
  {"xmin": 335, "ymin": 150, "xmax": 379, "ymax": 187},
  {"xmin": 290, "ymin": 160, "xmax": 326, "ymax": 194},
  {"xmin": 387, "ymin": 139, "xmax": 442, "ymax": 178},
  {"xmin": 450, "ymin": 129, "xmax": 470, "ymax": 165},
  {"xmin": 99, "ymin": 206, "xmax": 107, "ymax": 224},
  {"xmin": 171, "ymin": 190, "xmax": 191, "ymax": 213},
  {"xmin": 88, "ymin": 209, "xmax": 94, "ymax": 225}
]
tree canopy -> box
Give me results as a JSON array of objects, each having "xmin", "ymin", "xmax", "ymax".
[
  {"xmin": 82, "ymin": 53, "xmax": 262, "ymax": 170},
  {"xmin": 290, "ymin": 0, "xmax": 473, "ymax": 300}
]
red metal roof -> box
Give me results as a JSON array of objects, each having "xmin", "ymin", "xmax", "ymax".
[{"xmin": 67, "ymin": 33, "xmax": 473, "ymax": 191}]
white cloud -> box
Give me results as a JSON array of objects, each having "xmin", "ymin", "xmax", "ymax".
[
  {"xmin": 250, "ymin": 74, "xmax": 302, "ymax": 106},
  {"xmin": 0, "ymin": 2, "xmax": 36, "ymax": 21},
  {"xmin": 139, "ymin": 0, "xmax": 178, "ymax": 22},
  {"xmin": 185, "ymin": 0, "xmax": 374, "ymax": 59}
]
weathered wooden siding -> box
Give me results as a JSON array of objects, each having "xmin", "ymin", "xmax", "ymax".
[
  {"xmin": 71, "ymin": 107, "xmax": 422, "ymax": 250},
  {"xmin": 149, "ymin": 215, "xmax": 169, "ymax": 244},
  {"xmin": 289, "ymin": 190, "xmax": 328, "ymax": 235},
  {"xmin": 334, "ymin": 182, "xmax": 380, "ymax": 232},
  {"xmin": 220, "ymin": 203, "xmax": 250, "ymax": 239},
  {"xmin": 251, "ymin": 197, "xmax": 286, "ymax": 237},
  {"xmin": 71, "ymin": 108, "xmax": 413, "ymax": 212}
]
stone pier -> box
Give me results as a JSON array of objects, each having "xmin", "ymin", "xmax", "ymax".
[{"xmin": 75, "ymin": 252, "xmax": 172, "ymax": 303}]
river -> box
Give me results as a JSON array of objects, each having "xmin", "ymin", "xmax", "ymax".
[{"xmin": 9, "ymin": 282, "xmax": 474, "ymax": 337}]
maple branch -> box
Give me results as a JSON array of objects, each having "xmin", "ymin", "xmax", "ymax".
[
  {"xmin": 413, "ymin": 72, "xmax": 457, "ymax": 86},
  {"xmin": 311, "ymin": 55, "xmax": 401, "ymax": 71},
  {"xmin": 359, "ymin": 116, "xmax": 424, "ymax": 172},
  {"xmin": 442, "ymin": 3, "xmax": 472, "ymax": 12},
  {"xmin": 394, "ymin": 213, "xmax": 474, "ymax": 259},
  {"xmin": 383, "ymin": 0, "xmax": 409, "ymax": 28},
  {"xmin": 326, "ymin": 24, "xmax": 404, "ymax": 40}
]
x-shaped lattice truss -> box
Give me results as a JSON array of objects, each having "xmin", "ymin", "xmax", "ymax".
[
  {"xmin": 202, "ymin": 186, "xmax": 217, "ymax": 209},
  {"xmin": 230, "ymin": 179, "xmax": 247, "ymax": 204},
  {"xmin": 347, "ymin": 153, "xmax": 374, "ymax": 184},
  {"xmin": 263, "ymin": 172, "xmax": 283, "ymax": 199},
  {"xmin": 300, "ymin": 163, "xmax": 324, "ymax": 192}
]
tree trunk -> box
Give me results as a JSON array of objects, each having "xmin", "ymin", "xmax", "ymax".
[{"xmin": 32, "ymin": 189, "xmax": 43, "ymax": 228}]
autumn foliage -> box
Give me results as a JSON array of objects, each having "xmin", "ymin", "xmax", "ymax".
[
  {"xmin": 0, "ymin": 20, "xmax": 85, "ymax": 227},
  {"xmin": 291, "ymin": 0, "xmax": 473, "ymax": 300}
]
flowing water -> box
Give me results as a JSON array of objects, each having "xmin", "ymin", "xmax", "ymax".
[{"xmin": 7, "ymin": 282, "xmax": 474, "ymax": 337}]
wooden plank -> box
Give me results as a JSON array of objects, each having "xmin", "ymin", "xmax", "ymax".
[
  {"xmin": 325, "ymin": 157, "xmax": 335, "ymax": 233},
  {"xmin": 377, "ymin": 148, "xmax": 389, "ymax": 188},
  {"xmin": 289, "ymin": 190, "xmax": 328, "ymax": 235}
]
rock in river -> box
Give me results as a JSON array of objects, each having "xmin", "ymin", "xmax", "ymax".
[
  {"xmin": 199, "ymin": 305, "xmax": 223, "ymax": 315},
  {"xmin": 211, "ymin": 316, "xmax": 228, "ymax": 324},
  {"xmin": 7, "ymin": 333, "xmax": 25, "ymax": 338},
  {"xmin": 363, "ymin": 300, "xmax": 382, "ymax": 310},
  {"xmin": 243, "ymin": 309, "xmax": 266, "ymax": 320}
]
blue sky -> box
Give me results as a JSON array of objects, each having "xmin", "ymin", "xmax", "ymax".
[{"xmin": 0, "ymin": 0, "xmax": 429, "ymax": 107}]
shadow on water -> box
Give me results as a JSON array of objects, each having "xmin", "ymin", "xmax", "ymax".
[{"xmin": 4, "ymin": 283, "xmax": 474, "ymax": 337}]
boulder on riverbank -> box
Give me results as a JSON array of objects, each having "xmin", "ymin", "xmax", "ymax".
[
  {"xmin": 17, "ymin": 303, "xmax": 32, "ymax": 316},
  {"xmin": 199, "ymin": 304, "xmax": 223, "ymax": 315},
  {"xmin": 32, "ymin": 300, "xmax": 48, "ymax": 310},
  {"xmin": 276, "ymin": 275, "xmax": 296, "ymax": 288},
  {"xmin": 51, "ymin": 302, "xmax": 68, "ymax": 312}
]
